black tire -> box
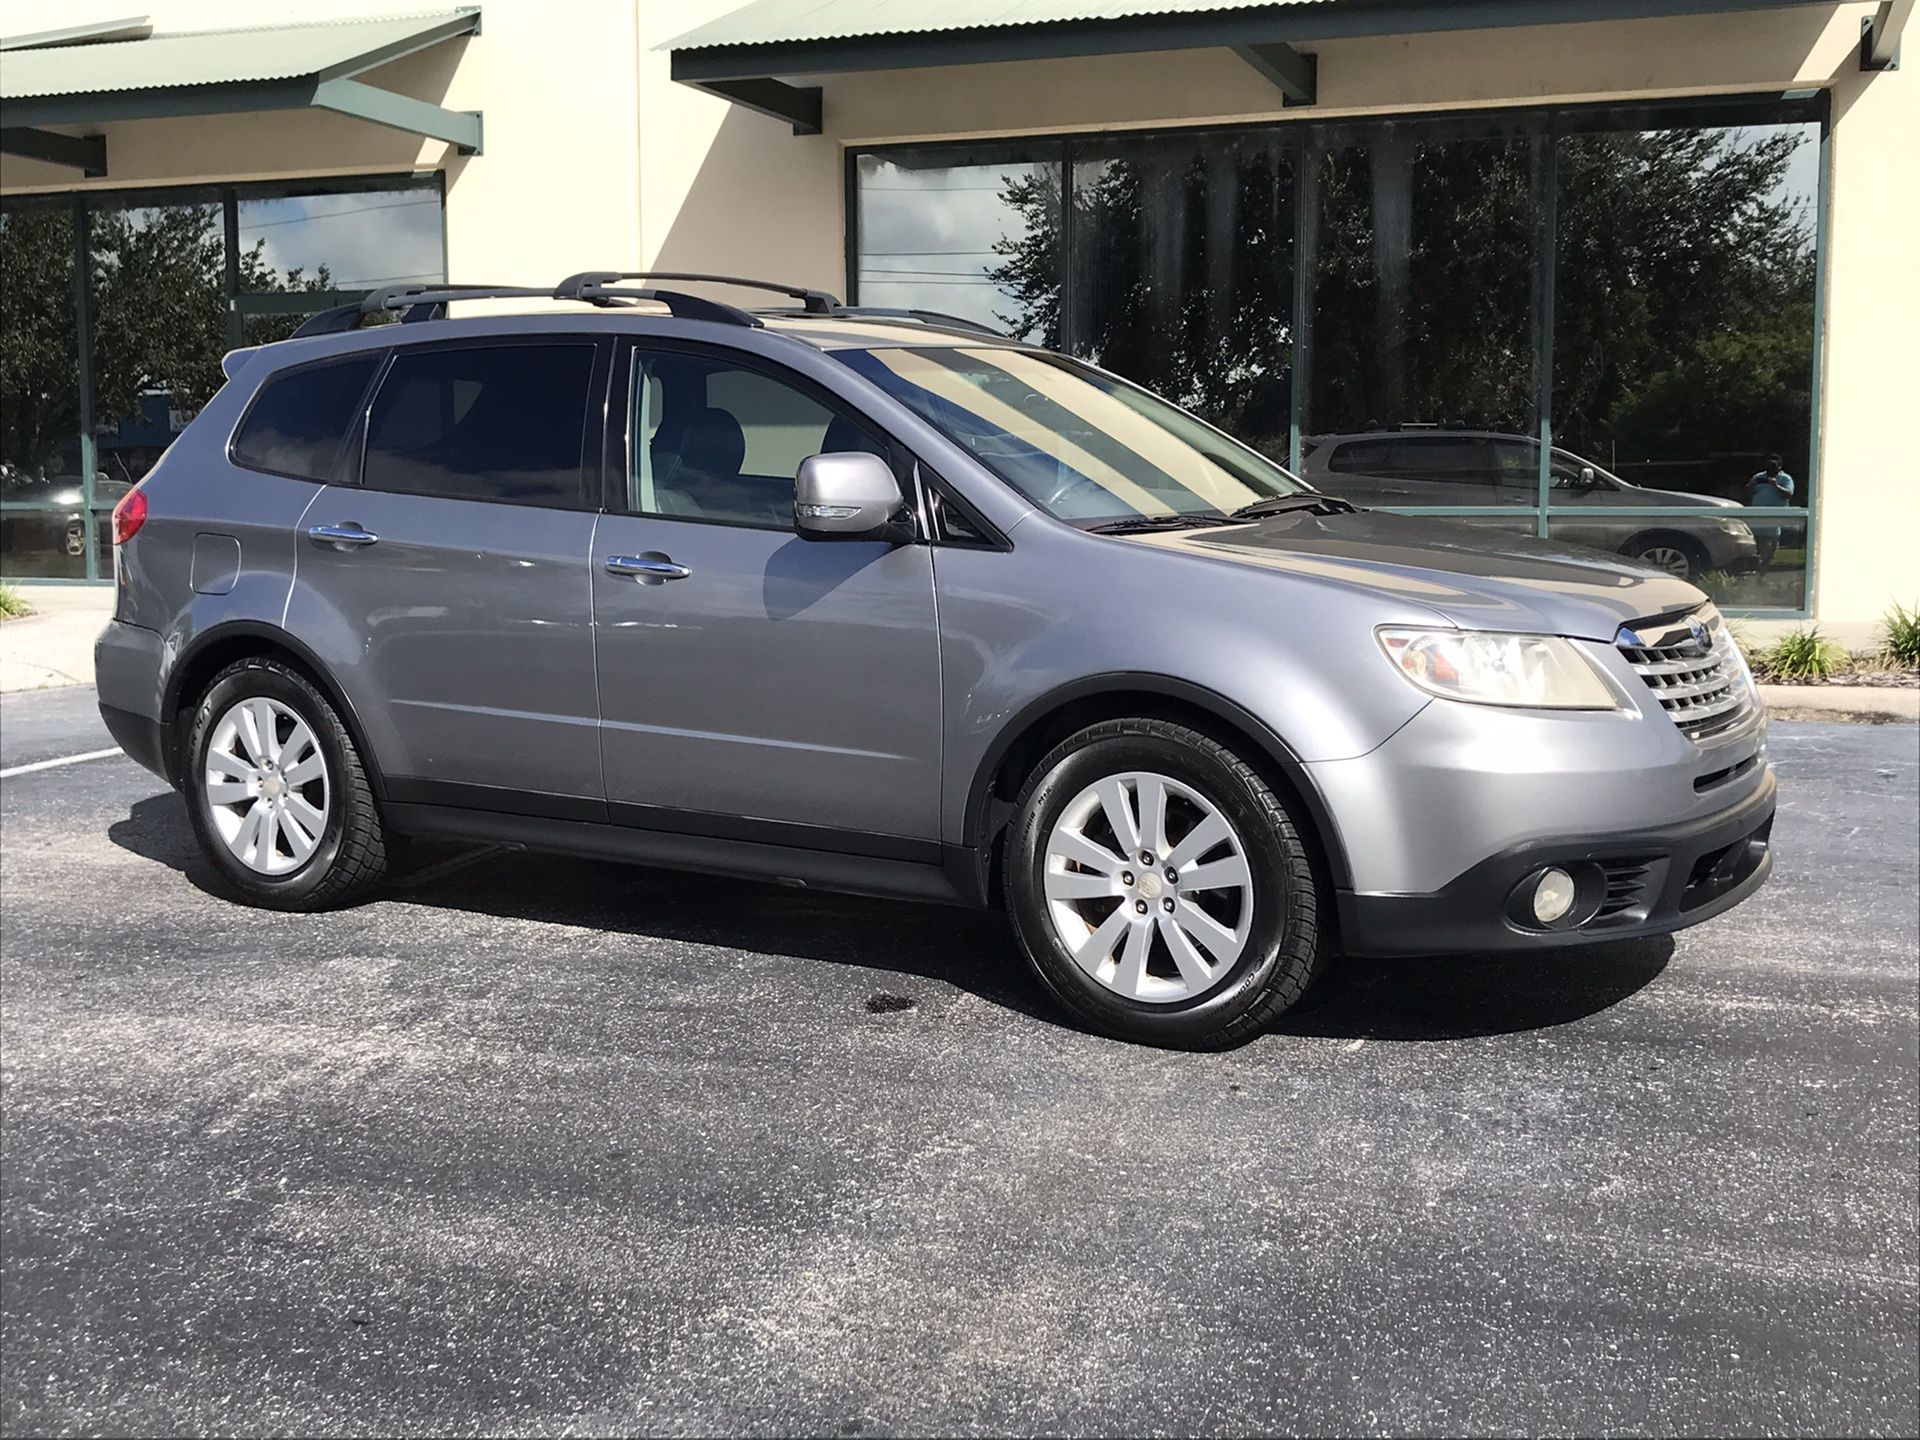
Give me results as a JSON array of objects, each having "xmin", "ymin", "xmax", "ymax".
[
  {"xmin": 182, "ymin": 656, "xmax": 391, "ymax": 910},
  {"xmin": 1003, "ymin": 718, "xmax": 1325, "ymax": 1049},
  {"xmin": 1625, "ymin": 532, "xmax": 1709, "ymax": 583}
]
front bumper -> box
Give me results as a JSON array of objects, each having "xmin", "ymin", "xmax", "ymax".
[{"xmin": 1335, "ymin": 767, "xmax": 1775, "ymax": 956}]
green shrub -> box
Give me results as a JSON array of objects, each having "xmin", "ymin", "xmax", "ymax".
[
  {"xmin": 1880, "ymin": 602, "xmax": 1920, "ymax": 670},
  {"xmin": 0, "ymin": 583, "xmax": 29, "ymax": 620},
  {"xmin": 1760, "ymin": 626, "xmax": 1847, "ymax": 681}
]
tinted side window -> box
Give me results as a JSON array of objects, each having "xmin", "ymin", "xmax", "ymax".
[
  {"xmin": 631, "ymin": 351, "xmax": 887, "ymax": 529},
  {"xmin": 1328, "ymin": 439, "xmax": 1395, "ymax": 473},
  {"xmin": 231, "ymin": 355, "xmax": 379, "ymax": 480},
  {"xmin": 364, "ymin": 343, "xmax": 594, "ymax": 507}
]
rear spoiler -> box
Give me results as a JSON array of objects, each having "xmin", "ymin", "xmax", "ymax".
[{"xmin": 221, "ymin": 347, "xmax": 261, "ymax": 380}]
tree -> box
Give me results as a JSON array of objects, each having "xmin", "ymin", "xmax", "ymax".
[
  {"xmin": 1, "ymin": 203, "xmax": 331, "ymax": 479},
  {"xmin": 983, "ymin": 122, "xmax": 1816, "ymax": 493}
]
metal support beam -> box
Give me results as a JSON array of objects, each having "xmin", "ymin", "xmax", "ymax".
[
  {"xmin": 1862, "ymin": 0, "xmax": 1912, "ymax": 69},
  {"xmin": 9, "ymin": 79, "xmax": 482, "ymax": 153},
  {"xmin": 311, "ymin": 77, "xmax": 482, "ymax": 153},
  {"xmin": 0, "ymin": 126, "xmax": 106, "ymax": 175},
  {"xmin": 686, "ymin": 77, "xmax": 822, "ymax": 136},
  {"xmin": 1234, "ymin": 41, "xmax": 1317, "ymax": 105}
]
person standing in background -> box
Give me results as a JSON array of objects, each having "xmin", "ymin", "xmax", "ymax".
[{"xmin": 1747, "ymin": 453, "xmax": 1795, "ymax": 572}]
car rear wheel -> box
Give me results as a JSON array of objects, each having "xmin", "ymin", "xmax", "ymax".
[
  {"xmin": 1003, "ymin": 718, "xmax": 1325, "ymax": 1049},
  {"xmin": 183, "ymin": 656, "xmax": 392, "ymax": 910}
]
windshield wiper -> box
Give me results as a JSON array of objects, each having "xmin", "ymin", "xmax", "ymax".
[
  {"xmin": 1229, "ymin": 493, "xmax": 1358, "ymax": 520},
  {"xmin": 1086, "ymin": 514, "xmax": 1241, "ymax": 535}
]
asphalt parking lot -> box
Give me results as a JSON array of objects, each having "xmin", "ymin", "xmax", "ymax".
[{"xmin": 2, "ymin": 687, "xmax": 1916, "ymax": 1436}]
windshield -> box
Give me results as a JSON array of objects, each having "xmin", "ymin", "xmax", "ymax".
[{"xmin": 835, "ymin": 346, "xmax": 1306, "ymax": 523}]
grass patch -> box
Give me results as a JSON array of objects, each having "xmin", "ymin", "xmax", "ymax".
[
  {"xmin": 0, "ymin": 583, "xmax": 30, "ymax": 620},
  {"xmin": 1880, "ymin": 602, "xmax": 1920, "ymax": 671},
  {"xmin": 1757, "ymin": 626, "xmax": 1847, "ymax": 682}
]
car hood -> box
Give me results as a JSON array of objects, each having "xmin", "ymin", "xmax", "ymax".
[
  {"xmin": 1625, "ymin": 485, "xmax": 1742, "ymax": 508},
  {"xmin": 1115, "ymin": 509, "xmax": 1704, "ymax": 639}
]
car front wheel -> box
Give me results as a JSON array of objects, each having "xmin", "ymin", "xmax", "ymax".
[
  {"xmin": 1003, "ymin": 718, "xmax": 1325, "ymax": 1049},
  {"xmin": 183, "ymin": 656, "xmax": 392, "ymax": 910}
]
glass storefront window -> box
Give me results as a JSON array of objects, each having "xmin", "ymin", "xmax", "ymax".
[
  {"xmin": 0, "ymin": 177, "xmax": 443, "ymax": 580},
  {"xmin": 1553, "ymin": 121, "xmax": 1818, "ymax": 511},
  {"xmin": 237, "ymin": 186, "xmax": 445, "ymax": 292},
  {"xmin": 0, "ymin": 202, "xmax": 88, "ymax": 578},
  {"xmin": 1301, "ymin": 126, "xmax": 1542, "ymax": 510},
  {"xmin": 88, "ymin": 199, "xmax": 229, "ymax": 494},
  {"xmin": 1067, "ymin": 132, "xmax": 1294, "ymax": 459},
  {"xmin": 1548, "ymin": 516, "xmax": 1807, "ymax": 611},
  {"xmin": 852, "ymin": 97, "xmax": 1822, "ymax": 613},
  {"xmin": 856, "ymin": 145, "xmax": 1064, "ymax": 342}
]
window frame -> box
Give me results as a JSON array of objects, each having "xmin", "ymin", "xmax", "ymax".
[
  {"xmin": 847, "ymin": 89, "xmax": 1828, "ymax": 618},
  {"xmin": 349, "ymin": 333, "xmax": 611, "ymax": 513}
]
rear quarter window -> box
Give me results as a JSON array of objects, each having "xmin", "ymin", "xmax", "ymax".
[{"xmin": 230, "ymin": 354, "xmax": 381, "ymax": 481}]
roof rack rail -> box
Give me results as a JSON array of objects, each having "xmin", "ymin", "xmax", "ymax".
[
  {"xmin": 793, "ymin": 305, "xmax": 1010, "ymax": 338},
  {"xmin": 555, "ymin": 270, "xmax": 840, "ymax": 314},
  {"xmin": 288, "ymin": 279, "xmax": 764, "ymax": 338},
  {"xmin": 564, "ymin": 286, "xmax": 761, "ymax": 327}
]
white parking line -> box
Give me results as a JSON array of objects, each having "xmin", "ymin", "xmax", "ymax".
[{"xmin": 0, "ymin": 748, "xmax": 124, "ymax": 780}]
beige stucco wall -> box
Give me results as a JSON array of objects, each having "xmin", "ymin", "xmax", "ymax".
[
  {"xmin": 2, "ymin": 1, "xmax": 1911, "ymax": 629},
  {"xmin": 1806, "ymin": 36, "xmax": 1920, "ymax": 639}
]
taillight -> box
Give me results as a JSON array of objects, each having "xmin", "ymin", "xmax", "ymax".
[{"xmin": 111, "ymin": 486, "xmax": 148, "ymax": 545}]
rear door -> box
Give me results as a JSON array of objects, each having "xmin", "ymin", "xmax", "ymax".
[
  {"xmin": 591, "ymin": 341, "xmax": 943, "ymax": 847},
  {"xmin": 284, "ymin": 336, "xmax": 611, "ymax": 815}
]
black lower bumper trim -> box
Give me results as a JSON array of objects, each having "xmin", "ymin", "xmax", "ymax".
[
  {"xmin": 98, "ymin": 702, "xmax": 169, "ymax": 782},
  {"xmin": 1336, "ymin": 770, "xmax": 1776, "ymax": 957}
]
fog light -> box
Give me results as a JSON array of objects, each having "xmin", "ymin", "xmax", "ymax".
[{"xmin": 1532, "ymin": 868, "xmax": 1577, "ymax": 925}]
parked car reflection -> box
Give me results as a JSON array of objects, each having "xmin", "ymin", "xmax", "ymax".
[
  {"xmin": 0, "ymin": 463, "xmax": 132, "ymax": 571},
  {"xmin": 1299, "ymin": 428, "xmax": 1757, "ymax": 582}
]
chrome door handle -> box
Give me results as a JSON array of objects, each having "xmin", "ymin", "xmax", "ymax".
[
  {"xmin": 308, "ymin": 523, "xmax": 379, "ymax": 547},
  {"xmin": 605, "ymin": 554, "xmax": 691, "ymax": 583}
]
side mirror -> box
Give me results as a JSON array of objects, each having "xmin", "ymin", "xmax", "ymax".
[
  {"xmin": 794, "ymin": 452, "xmax": 911, "ymax": 543},
  {"xmin": 1578, "ymin": 466, "xmax": 1597, "ymax": 485}
]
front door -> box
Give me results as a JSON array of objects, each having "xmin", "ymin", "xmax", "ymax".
[
  {"xmin": 592, "ymin": 345, "xmax": 943, "ymax": 849},
  {"xmin": 284, "ymin": 336, "xmax": 609, "ymax": 812}
]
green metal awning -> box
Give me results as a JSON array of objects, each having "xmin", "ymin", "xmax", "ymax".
[
  {"xmin": 1, "ymin": 9, "xmax": 483, "ymax": 179},
  {"xmin": 667, "ymin": 0, "xmax": 1841, "ymax": 133}
]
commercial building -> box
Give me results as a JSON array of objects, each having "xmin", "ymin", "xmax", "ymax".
[{"xmin": 2, "ymin": 0, "xmax": 1913, "ymax": 638}]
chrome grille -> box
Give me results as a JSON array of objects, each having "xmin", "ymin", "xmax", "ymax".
[{"xmin": 1616, "ymin": 605, "xmax": 1754, "ymax": 741}]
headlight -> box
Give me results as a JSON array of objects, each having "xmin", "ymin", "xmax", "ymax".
[{"xmin": 1377, "ymin": 628, "xmax": 1620, "ymax": 710}]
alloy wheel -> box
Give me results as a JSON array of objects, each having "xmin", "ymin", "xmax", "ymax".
[
  {"xmin": 1041, "ymin": 769, "xmax": 1255, "ymax": 1004},
  {"xmin": 1638, "ymin": 544, "xmax": 1694, "ymax": 578},
  {"xmin": 203, "ymin": 697, "xmax": 331, "ymax": 876}
]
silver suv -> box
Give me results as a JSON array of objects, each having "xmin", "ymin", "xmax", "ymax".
[
  {"xmin": 95, "ymin": 274, "xmax": 1776, "ymax": 1049},
  {"xmin": 1300, "ymin": 428, "xmax": 1759, "ymax": 581}
]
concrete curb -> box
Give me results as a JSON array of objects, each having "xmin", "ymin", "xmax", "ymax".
[{"xmin": 1758, "ymin": 683, "xmax": 1919, "ymax": 724}]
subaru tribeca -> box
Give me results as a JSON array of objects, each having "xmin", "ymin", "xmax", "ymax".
[{"xmin": 95, "ymin": 274, "xmax": 1776, "ymax": 1049}]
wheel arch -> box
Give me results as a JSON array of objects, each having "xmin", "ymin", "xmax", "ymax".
[
  {"xmin": 160, "ymin": 621, "xmax": 386, "ymax": 799},
  {"xmin": 962, "ymin": 673, "xmax": 1355, "ymax": 904}
]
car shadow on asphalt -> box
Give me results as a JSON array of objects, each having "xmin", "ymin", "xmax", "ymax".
[{"xmin": 109, "ymin": 793, "xmax": 1673, "ymax": 1044}]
